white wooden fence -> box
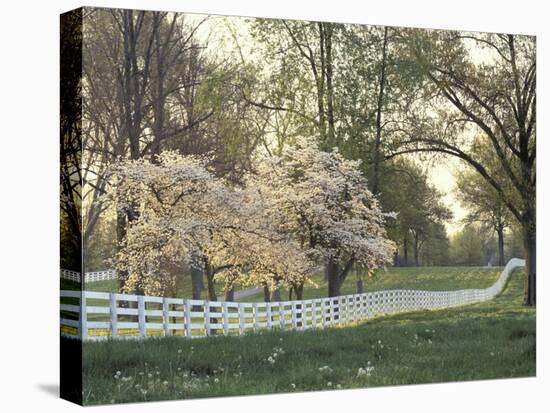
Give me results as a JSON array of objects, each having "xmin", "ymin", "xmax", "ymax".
[
  {"xmin": 60, "ymin": 258, "xmax": 525, "ymax": 341},
  {"xmin": 60, "ymin": 269, "xmax": 118, "ymax": 283}
]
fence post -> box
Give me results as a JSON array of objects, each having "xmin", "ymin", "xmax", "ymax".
[
  {"xmin": 267, "ymin": 303, "xmax": 273, "ymax": 329},
  {"xmin": 395, "ymin": 291, "xmax": 399, "ymax": 313},
  {"xmin": 291, "ymin": 301, "xmax": 298, "ymax": 330},
  {"xmin": 222, "ymin": 302, "xmax": 229, "ymax": 335},
  {"xmin": 368, "ymin": 293, "xmax": 373, "ymax": 318},
  {"xmin": 204, "ymin": 301, "xmax": 211, "ymax": 336},
  {"xmin": 279, "ymin": 303, "xmax": 285, "ymax": 330},
  {"xmin": 312, "ymin": 300, "xmax": 317, "ymax": 328},
  {"xmin": 162, "ymin": 297, "xmax": 170, "ymax": 337},
  {"xmin": 138, "ymin": 295, "xmax": 146, "ymax": 338},
  {"xmin": 109, "ymin": 293, "xmax": 118, "ymax": 339},
  {"xmin": 80, "ymin": 292, "xmax": 87, "ymax": 340},
  {"xmin": 239, "ymin": 303, "xmax": 245, "ymax": 335},
  {"xmin": 184, "ymin": 300, "xmax": 192, "ymax": 338},
  {"xmin": 301, "ymin": 300, "xmax": 306, "ymax": 330},
  {"xmin": 252, "ymin": 303, "xmax": 259, "ymax": 333}
]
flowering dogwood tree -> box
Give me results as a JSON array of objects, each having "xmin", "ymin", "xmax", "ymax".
[
  {"xmin": 111, "ymin": 137, "xmax": 394, "ymax": 300},
  {"xmin": 250, "ymin": 137, "xmax": 395, "ymax": 297},
  {"xmin": 111, "ymin": 151, "xmax": 315, "ymax": 299}
]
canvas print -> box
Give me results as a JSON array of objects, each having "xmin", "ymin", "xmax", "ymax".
[{"xmin": 60, "ymin": 6, "xmax": 536, "ymax": 406}]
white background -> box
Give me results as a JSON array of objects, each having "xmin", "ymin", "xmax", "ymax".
[{"xmin": 0, "ymin": 0, "xmax": 548, "ymax": 411}]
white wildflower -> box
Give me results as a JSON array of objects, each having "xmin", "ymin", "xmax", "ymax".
[{"xmin": 318, "ymin": 365, "xmax": 333, "ymax": 374}]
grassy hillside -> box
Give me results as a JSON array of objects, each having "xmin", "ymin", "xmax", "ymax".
[
  {"xmin": 79, "ymin": 266, "xmax": 535, "ymax": 405},
  {"xmin": 245, "ymin": 266, "xmax": 502, "ymax": 302}
]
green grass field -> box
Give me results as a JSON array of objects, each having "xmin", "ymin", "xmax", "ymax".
[
  {"xmin": 244, "ymin": 266, "xmax": 503, "ymax": 302},
  {"xmin": 77, "ymin": 266, "xmax": 535, "ymax": 405},
  {"xmin": 63, "ymin": 266, "xmax": 503, "ymax": 301}
]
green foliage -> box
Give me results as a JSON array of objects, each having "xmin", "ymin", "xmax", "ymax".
[
  {"xmin": 84, "ymin": 215, "xmax": 117, "ymax": 271},
  {"xmin": 450, "ymin": 225, "xmax": 486, "ymax": 266},
  {"xmin": 378, "ymin": 159, "xmax": 451, "ymax": 266}
]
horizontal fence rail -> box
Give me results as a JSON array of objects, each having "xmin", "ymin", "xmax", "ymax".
[
  {"xmin": 60, "ymin": 258, "xmax": 525, "ymax": 341},
  {"xmin": 61, "ymin": 269, "xmax": 118, "ymax": 283}
]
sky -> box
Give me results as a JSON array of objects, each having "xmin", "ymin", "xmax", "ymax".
[{"xmin": 428, "ymin": 158, "xmax": 467, "ymax": 235}]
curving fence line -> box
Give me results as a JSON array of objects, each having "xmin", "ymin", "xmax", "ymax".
[
  {"xmin": 60, "ymin": 258, "xmax": 525, "ymax": 341},
  {"xmin": 61, "ymin": 269, "xmax": 118, "ymax": 283}
]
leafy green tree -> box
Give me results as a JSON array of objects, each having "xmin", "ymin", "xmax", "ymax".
[
  {"xmin": 420, "ymin": 222, "xmax": 450, "ymax": 266},
  {"xmin": 450, "ymin": 226, "xmax": 485, "ymax": 266},
  {"xmin": 391, "ymin": 30, "xmax": 536, "ymax": 304},
  {"xmin": 378, "ymin": 159, "xmax": 451, "ymax": 266},
  {"xmin": 456, "ymin": 162, "xmax": 512, "ymax": 266}
]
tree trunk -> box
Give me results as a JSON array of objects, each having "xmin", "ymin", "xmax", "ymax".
[
  {"xmin": 356, "ymin": 279, "xmax": 364, "ymax": 294},
  {"xmin": 372, "ymin": 26, "xmax": 389, "ymax": 195},
  {"xmin": 413, "ymin": 234, "xmax": 420, "ymax": 267},
  {"xmin": 326, "ymin": 258, "xmax": 341, "ymax": 297},
  {"xmin": 295, "ymin": 283, "xmax": 304, "ymax": 300},
  {"xmin": 205, "ymin": 270, "xmax": 217, "ymax": 302},
  {"xmin": 263, "ymin": 285, "xmax": 271, "ymax": 302},
  {"xmin": 403, "ymin": 237, "xmax": 409, "ymax": 266},
  {"xmin": 271, "ymin": 288, "xmax": 281, "ymax": 302},
  {"xmin": 324, "ymin": 24, "xmax": 336, "ymax": 147},
  {"xmin": 116, "ymin": 209, "xmax": 128, "ymax": 294},
  {"xmin": 190, "ymin": 267, "xmax": 203, "ymax": 300},
  {"xmin": 522, "ymin": 221, "xmax": 536, "ymax": 306},
  {"xmin": 497, "ymin": 227, "xmax": 505, "ymax": 266},
  {"xmin": 315, "ymin": 23, "xmax": 327, "ymax": 146},
  {"xmin": 224, "ymin": 287, "xmax": 234, "ymax": 302}
]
